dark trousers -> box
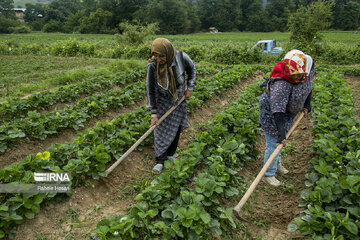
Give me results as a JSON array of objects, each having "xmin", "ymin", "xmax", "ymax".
[{"xmin": 156, "ymin": 126, "xmax": 181, "ymax": 164}]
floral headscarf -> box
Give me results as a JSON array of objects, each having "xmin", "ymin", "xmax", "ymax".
[
  {"xmin": 270, "ymin": 49, "xmax": 309, "ymax": 84},
  {"xmin": 150, "ymin": 38, "xmax": 178, "ymax": 101}
]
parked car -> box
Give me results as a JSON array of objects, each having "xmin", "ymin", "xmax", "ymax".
[{"xmin": 253, "ymin": 40, "xmax": 283, "ymax": 55}]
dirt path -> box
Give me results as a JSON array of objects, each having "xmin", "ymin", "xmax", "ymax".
[
  {"xmin": 345, "ymin": 75, "xmax": 360, "ymax": 119},
  {"xmin": 229, "ymin": 74, "xmax": 360, "ymax": 240},
  {"xmin": 234, "ymin": 114, "xmax": 313, "ymax": 240},
  {"xmin": 14, "ymin": 73, "xmax": 264, "ymax": 239},
  {"xmin": 0, "ymin": 98, "xmax": 147, "ymax": 169}
]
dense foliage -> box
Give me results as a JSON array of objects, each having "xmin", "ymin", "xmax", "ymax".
[
  {"xmin": 291, "ymin": 71, "xmax": 360, "ymax": 239},
  {"xmin": 1, "ymin": 0, "xmax": 360, "ymax": 34}
]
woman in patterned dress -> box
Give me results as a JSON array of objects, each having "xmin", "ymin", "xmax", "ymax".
[
  {"xmin": 259, "ymin": 49, "xmax": 315, "ymax": 186},
  {"xmin": 146, "ymin": 38, "xmax": 196, "ymax": 173}
]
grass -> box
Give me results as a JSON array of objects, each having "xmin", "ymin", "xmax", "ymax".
[{"xmin": 0, "ymin": 56, "xmax": 146, "ymax": 100}]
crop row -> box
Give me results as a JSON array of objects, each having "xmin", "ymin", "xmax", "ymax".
[
  {"xmin": 0, "ymin": 67, "xmax": 147, "ymax": 123},
  {"xmin": 292, "ymin": 71, "xmax": 360, "ymax": 239},
  {"xmin": 316, "ymin": 65, "xmax": 360, "ymax": 76},
  {"xmin": 93, "ymin": 80, "xmax": 263, "ymax": 239},
  {"xmin": 0, "ymin": 64, "xmax": 255, "ymax": 153},
  {"xmin": 0, "ymin": 65, "xmax": 259, "ymax": 238},
  {"xmin": 0, "ymin": 81, "xmax": 146, "ymax": 153},
  {"xmin": 0, "ymin": 64, "xmax": 220, "ymax": 124}
]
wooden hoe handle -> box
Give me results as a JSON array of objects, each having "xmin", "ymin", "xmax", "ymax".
[
  {"xmin": 233, "ymin": 111, "xmax": 305, "ymax": 216},
  {"xmin": 106, "ymin": 96, "xmax": 186, "ymax": 175}
]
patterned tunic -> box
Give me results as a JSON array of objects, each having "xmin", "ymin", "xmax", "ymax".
[
  {"xmin": 259, "ymin": 64, "xmax": 315, "ymax": 139},
  {"xmin": 146, "ymin": 51, "xmax": 196, "ymax": 157}
]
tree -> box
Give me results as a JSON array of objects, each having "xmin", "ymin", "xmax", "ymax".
[
  {"xmin": 0, "ymin": 14, "xmax": 21, "ymax": 33},
  {"xmin": 97, "ymin": 0, "xmax": 148, "ymax": 28},
  {"xmin": 0, "ymin": 0, "xmax": 16, "ymax": 19},
  {"xmin": 265, "ymin": 0, "xmax": 296, "ymax": 32},
  {"xmin": 288, "ymin": 0, "xmax": 334, "ymax": 51},
  {"xmin": 77, "ymin": 8, "xmax": 113, "ymax": 34},
  {"xmin": 240, "ymin": 0, "xmax": 266, "ymax": 31},
  {"xmin": 63, "ymin": 9, "xmax": 87, "ymax": 33},
  {"xmin": 24, "ymin": 3, "xmax": 47, "ymax": 31},
  {"xmin": 332, "ymin": 0, "xmax": 360, "ymax": 30},
  {"xmin": 197, "ymin": 0, "xmax": 242, "ymax": 32},
  {"xmin": 116, "ymin": 21, "xmax": 159, "ymax": 45},
  {"xmin": 135, "ymin": 0, "xmax": 198, "ymax": 34}
]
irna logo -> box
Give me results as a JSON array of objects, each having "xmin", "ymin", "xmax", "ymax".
[{"xmin": 34, "ymin": 173, "xmax": 71, "ymax": 182}]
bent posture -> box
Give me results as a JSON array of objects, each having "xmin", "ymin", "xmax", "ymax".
[{"xmin": 259, "ymin": 49, "xmax": 315, "ymax": 186}]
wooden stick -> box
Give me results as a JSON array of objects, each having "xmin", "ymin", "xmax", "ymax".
[
  {"xmin": 233, "ymin": 111, "xmax": 305, "ymax": 216},
  {"xmin": 106, "ymin": 96, "xmax": 186, "ymax": 175}
]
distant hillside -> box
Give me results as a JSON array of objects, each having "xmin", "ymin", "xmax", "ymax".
[{"xmin": 14, "ymin": 0, "xmax": 52, "ymax": 8}]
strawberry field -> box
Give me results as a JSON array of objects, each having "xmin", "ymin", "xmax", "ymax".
[{"xmin": 0, "ymin": 32, "xmax": 359, "ymax": 240}]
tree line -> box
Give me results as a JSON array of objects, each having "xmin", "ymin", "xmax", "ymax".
[{"xmin": 1, "ymin": 0, "xmax": 359, "ymax": 34}]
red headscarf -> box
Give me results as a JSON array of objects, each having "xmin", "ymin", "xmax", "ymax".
[{"xmin": 270, "ymin": 49, "xmax": 308, "ymax": 84}]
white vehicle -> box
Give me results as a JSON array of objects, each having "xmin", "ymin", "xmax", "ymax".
[{"xmin": 254, "ymin": 40, "xmax": 283, "ymax": 55}]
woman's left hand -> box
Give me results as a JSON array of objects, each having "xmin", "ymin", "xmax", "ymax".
[{"xmin": 185, "ymin": 91, "xmax": 192, "ymax": 99}]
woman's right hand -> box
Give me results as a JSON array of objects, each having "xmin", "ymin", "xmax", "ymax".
[{"xmin": 151, "ymin": 116, "xmax": 159, "ymax": 127}]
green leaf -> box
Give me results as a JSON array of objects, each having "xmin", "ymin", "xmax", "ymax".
[
  {"xmin": 344, "ymin": 221, "xmax": 358, "ymax": 235},
  {"xmin": 23, "ymin": 199, "xmax": 33, "ymax": 209},
  {"xmin": 287, "ymin": 223, "xmax": 298, "ymax": 233},
  {"xmin": 32, "ymin": 204, "xmax": 40, "ymax": 213},
  {"xmin": 33, "ymin": 195, "xmax": 44, "ymax": 205},
  {"xmin": 11, "ymin": 214, "xmax": 23, "ymax": 221},
  {"xmin": 200, "ymin": 212, "xmax": 211, "ymax": 224},
  {"xmin": 171, "ymin": 222, "xmax": 184, "ymax": 238},
  {"xmin": 0, "ymin": 205, "xmax": 8, "ymax": 211},
  {"xmin": 161, "ymin": 209, "xmax": 174, "ymax": 219},
  {"xmin": 98, "ymin": 225, "xmax": 109, "ymax": 234},
  {"xmin": 0, "ymin": 230, "xmax": 5, "ymax": 238},
  {"xmin": 25, "ymin": 211, "xmax": 35, "ymax": 219}
]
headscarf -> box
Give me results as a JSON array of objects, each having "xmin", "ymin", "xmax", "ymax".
[
  {"xmin": 149, "ymin": 38, "xmax": 178, "ymax": 101},
  {"xmin": 270, "ymin": 49, "xmax": 309, "ymax": 84}
]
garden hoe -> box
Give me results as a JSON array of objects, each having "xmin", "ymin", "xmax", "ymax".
[
  {"xmin": 106, "ymin": 96, "xmax": 186, "ymax": 175},
  {"xmin": 233, "ymin": 111, "xmax": 305, "ymax": 219}
]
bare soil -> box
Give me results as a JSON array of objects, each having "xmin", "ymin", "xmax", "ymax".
[
  {"xmin": 231, "ymin": 75, "xmax": 360, "ymax": 240},
  {"xmin": 17, "ymin": 73, "xmax": 359, "ymax": 240},
  {"xmin": 0, "ymin": 98, "xmax": 147, "ymax": 169},
  {"xmin": 14, "ymin": 73, "xmax": 264, "ymax": 239},
  {"xmin": 345, "ymin": 75, "xmax": 360, "ymax": 119},
  {"xmin": 235, "ymin": 114, "xmax": 313, "ymax": 240}
]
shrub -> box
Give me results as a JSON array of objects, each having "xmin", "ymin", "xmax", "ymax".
[
  {"xmin": 0, "ymin": 15, "xmax": 21, "ymax": 33},
  {"xmin": 50, "ymin": 39, "xmax": 96, "ymax": 57},
  {"xmin": 116, "ymin": 21, "xmax": 159, "ymax": 46},
  {"xmin": 181, "ymin": 45, "xmax": 206, "ymax": 62},
  {"xmin": 8, "ymin": 25, "xmax": 31, "ymax": 33},
  {"xmin": 42, "ymin": 20, "xmax": 64, "ymax": 33}
]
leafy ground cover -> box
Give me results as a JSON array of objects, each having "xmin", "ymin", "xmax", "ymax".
[
  {"xmin": 93, "ymin": 80, "xmax": 262, "ymax": 239},
  {"xmin": 0, "ymin": 67, "xmax": 147, "ymax": 122},
  {"xmin": 12, "ymin": 71, "xmax": 265, "ymax": 240},
  {"xmin": 0, "ymin": 56, "xmax": 145, "ymax": 100},
  {"xmin": 0, "ymin": 31, "xmax": 359, "ymax": 239},
  {"xmin": 0, "ymin": 65, "xmax": 260, "ymax": 238},
  {"xmin": 0, "ymin": 64, "xmax": 245, "ymax": 153},
  {"xmin": 292, "ymin": 71, "xmax": 360, "ymax": 240}
]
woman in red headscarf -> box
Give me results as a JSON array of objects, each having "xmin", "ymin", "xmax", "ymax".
[
  {"xmin": 258, "ymin": 49, "xmax": 314, "ymax": 186},
  {"xmin": 146, "ymin": 38, "xmax": 196, "ymax": 173}
]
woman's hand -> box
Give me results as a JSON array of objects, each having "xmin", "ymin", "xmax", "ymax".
[
  {"xmin": 185, "ymin": 91, "xmax": 192, "ymax": 99},
  {"xmin": 302, "ymin": 108, "xmax": 309, "ymax": 115},
  {"xmin": 151, "ymin": 116, "xmax": 159, "ymax": 127},
  {"xmin": 276, "ymin": 139, "xmax": 287, "ymax": 147}
]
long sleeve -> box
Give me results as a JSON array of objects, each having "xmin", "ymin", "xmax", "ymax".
[
  {"xmin": 146, "ymin": 63, "xmax": 158, "ymax": 114},
  {"xmin": 304, "ymin": 90, "xmax": 312, "ymax": 112},
  {"xmin": 273, "ymin": 112, "xmax": 286, "ymax": 143},
  {"xmin": 182, "ymin": 52, "xmax": 196, "ymax": 91}
]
